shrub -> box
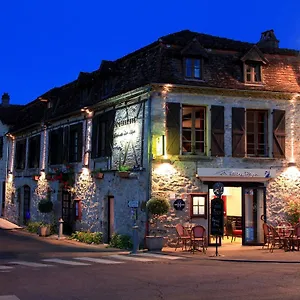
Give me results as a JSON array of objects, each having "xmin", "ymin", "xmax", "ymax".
[
  {"xmin": 27, "ymin": 221, "xmax": 43, "ymax": 233},
  {"xmin": 285, "ymin": 199, "xmax": 300, "ymax": 225},
  {"xmin": 109, "ymin": 233, "xmax": 133, "ymax": 249},
  {"xmin": 146, "ymin": 197, "xmax": 170, "ymax": 217},
  {"xmin": 70, "ymin": 231, "xmax": 103, "ymax": 244}
]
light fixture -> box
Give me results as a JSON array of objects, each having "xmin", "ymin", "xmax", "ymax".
[
  {"xmin": 40, "ymin": 169, "xmax": 45, "ymax": 172},
  {"xmin": 7, "ymin": 170, "xmax": 12, "ymax": 175},
  {"xmin": 156, "ymin": 135, "xmax": 165, "ymax": 156},
  {"xmin": 288, "ymin": 161, "xmax": 297, "ymax": 167}
]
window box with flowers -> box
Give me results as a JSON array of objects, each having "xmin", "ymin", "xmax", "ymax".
[
  {"xmin": 117, "ymin": 165, "xmax": 131, "ymax": 178},
  {"xmin": 48, "ymin": 165, "xmax": 75, "ymax": 189},
  {"xmin": 91, "ymin": 169, "xmax": 104, "ymax": 179}
]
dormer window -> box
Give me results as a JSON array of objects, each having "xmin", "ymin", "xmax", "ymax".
[
  {"xmin": 245, "ymin": 62, "xmax": 262, "ymax": 83},
  {"xmin": 185, "ymin": 58, "xmax": 202, "ymax": 80}
]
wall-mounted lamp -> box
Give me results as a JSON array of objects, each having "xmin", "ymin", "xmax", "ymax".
[
  {"xmin": 156, "ymin": 135, "xmax": 165, "ymax": 156},
  {"xmin": 288, "ymin": 161, "xmax": 297, "ymax": 167},
  {"xmin": 40, "ymin": 169, "xmax": 45, "ymax": 173},
  {"xmin": 81, "ymin": 107, "xmax": 93, "ymax": 118}
]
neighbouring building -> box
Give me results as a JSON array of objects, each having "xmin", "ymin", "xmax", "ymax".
[
  {"xmin": 3, "ymin": 29, "xmax": 300, "ymax": 247},
  {"xmin": 0, "ymin": 93, "xmax": 23, "ymax": 217}
]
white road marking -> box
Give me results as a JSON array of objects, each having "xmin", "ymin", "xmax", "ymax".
[
  {"xmin": 0, "ymin": 266, "xmax": 14, "ymax": 270},
  {"xmin": 74, "ymin": 257, "xmax": 124, "ymax": 264},
  {"xmin": 109, "ymin": 254, "xmax": 157, "ymax": 262},
  {"xmin": 9, "ymin": 261, "xmax": 53, "ymax": 268},
  {"xmin": 136, "ymin": 253, "xmax": 186, "ymax": 260},
  {"xmin": 0, "ymin": 296, "xmax": 20, "ymax": 300},
  {"xmin": 42, "ymin": 258, "xmax": 91, "ymax": 266}
]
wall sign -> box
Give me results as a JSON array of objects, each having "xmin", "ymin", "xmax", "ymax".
[
  {"xmin": 128, "ymin": 200, "xmax": 139, "ymax": 208},
  {"xmin": 173, "ymin": 199, "xmax": 185, "ymax": 211}
]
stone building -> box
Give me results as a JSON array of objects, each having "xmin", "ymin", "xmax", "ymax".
[{"xmin": 4, "ymin": 29, "xmax": 300, "ymax": 247}]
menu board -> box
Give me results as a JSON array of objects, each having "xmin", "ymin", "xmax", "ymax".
[{"xmin": 211, "ymin": 197, "xmax": 224, "ymax": 236}]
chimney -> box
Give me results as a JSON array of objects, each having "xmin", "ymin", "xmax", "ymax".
[
  {"xmin": 1, "ymin": 93, "xmax": 10, "ymax": 107},
  {"xmin": 257, "ymin": 29, "xmax": 279, "ymax": 49}
]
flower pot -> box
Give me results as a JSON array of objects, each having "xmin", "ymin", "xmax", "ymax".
[
  {"xmin": 145, "ymin": 236, "xmax": 164, "ymax": 251},
  {"xmin": 94, "ymin": 172, "xmax": 104, "ymax": 179},
  {"xmin": 118, "ymin": 171, "xmax": 130, "ymax": 178},
  {"xmin": 38, "ymin": 226, "xmax": 50, "ymax": 237}
]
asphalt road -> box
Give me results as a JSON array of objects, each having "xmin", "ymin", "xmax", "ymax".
[{"xmin": 1, "ymin": 229, "xmax": 300, "ymax": 300}]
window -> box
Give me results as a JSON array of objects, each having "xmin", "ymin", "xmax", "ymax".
[
  {"xmin": 182, "ymin": 106, "xmax": 206, "ymax": 154},
  {"xmin": 15, "ymin": 139, "xmax": 27, "ymax": 169},
  {"xmin": 28, "ymin": 135, "xmax": 41, "ymax": 168},
  {"xmin": 91, "ymin": 110, "xmax": 115, "ymax": 158},
  {"xmin": 185, "ymin": 58, "xmax": 202, "ymax": 79},
  {"xmin": 244, "ymin": 62, "xmax": 262, "ymax": 83},
  {"xmin": 49, "ymin": 129, "xmax": 63, "ymax": 165},
  {"xmin": 232, "ymin": 108, "xmax": 277, "ymax": 158},
  {"xmin": 69, "ymin": 124, "xmax": 83, "ymax": 163},
  {"xmin": 246, "ymin": 110, "xmax": 268, "ymax": 157},
  {"xmin": 190, "ymin": 193, "xmax": 207, "ymax": 218}
]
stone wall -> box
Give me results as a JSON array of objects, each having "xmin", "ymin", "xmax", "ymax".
[{"xmin": 150, "ymin": 91, "xmax": 300, "ymax": 246}]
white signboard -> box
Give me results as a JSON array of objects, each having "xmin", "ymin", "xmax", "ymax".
[
  {"xmin": 196, "ymin": 168, "xmax": 276, "ymax": 182},
  {"xmin": 128, "ymin": 200, "xmax": 139, "ymax": 208}
]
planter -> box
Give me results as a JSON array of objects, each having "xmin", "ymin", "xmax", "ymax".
[
  {"xmin": 118, "ymin": 171, "xmax": 130, "ymax": 178},
  {"xmin": 38, "ymin": 226, "xmax": 50, "ymax": 237},
  {"xmin": 93, "ymin": 172, "xmax": 104, "ymax": 179},
  {"xmin": 145, "ymin": 236, "xmax": 164, "ymax": 251}
]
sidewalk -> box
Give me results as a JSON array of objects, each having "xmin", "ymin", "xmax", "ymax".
[
  {"xmin": 0, "ymin": 218, "xmax": 22, "ymax": 230},
  {"xmin": 162, "ymin": 244, "xmax": 300, "ymax": 263}
]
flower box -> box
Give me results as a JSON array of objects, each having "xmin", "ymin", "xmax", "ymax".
[
  {"xmin": 118, "ymin": 171, "xmax": 130, "ymax": 178},
  {"xmin": 94, "ymin": 172, "xmax": 104, "ymax": 179}
]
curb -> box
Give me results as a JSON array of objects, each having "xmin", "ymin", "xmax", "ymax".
[{"xmin": 209, "ymin": 258, "xmax": 300, "ymax": 263}]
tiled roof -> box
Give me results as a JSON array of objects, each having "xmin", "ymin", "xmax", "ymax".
[
  {"xmin": 10, "ymin": 29, "xmax": 300, "ymax": 133},
  {"xmin": 0, "ymin": 105, "xmax": 24, "ymax": 126}
]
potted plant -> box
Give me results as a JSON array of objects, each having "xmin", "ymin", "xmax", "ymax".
[
  {"xmin": 118, "ymin": 165, "xmax": 130, "ymax": 178},
  {"xmin": 146, "ymin": 197, "xmax": 170, "ymax": 251},
  {"xmin": 285, "ymin": 198, "xmax": 300, "ymax": 225},
  {"xmin": 38, "ymin": 198, "xmax": 53, "ymax": 237},
  {"xmin": 91, "ymin": 169, "xmax": 104, "ymax": 179}
]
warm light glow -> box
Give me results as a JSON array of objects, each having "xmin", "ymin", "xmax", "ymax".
[
  {"xmin": 289, "ymin": 94, "xmax": 299, "ymax": 163},
  {"xmin": 81, "ymin": 107, "xmax": 94, "ymax": 118},
  {"xmin": 41, "ymin": 126, "xmax": 47, "ymax": 171},
  {"xmin": 34, "ymin": 173, "xmax": 50, "ymax": 201},
  {"xmin": 282, "ymin": 166, "xmax": 300, "ymax": 181},
  {"xmin": 9, "ymin": 138, "xmax": 16, "ymax": 174},
  {"xmin": 153, "ymin": 162, "xmax": 176, "ymax": 177},
  {"xmin": 73, "ymin": 167, "xmax": 96, "ymax": 200}
]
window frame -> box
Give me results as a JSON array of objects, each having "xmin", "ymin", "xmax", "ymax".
[
  {"xmin": 244, "ymin": 61, "xmax": 262, "ymax": 83},
  {"xmin": 182, "ymin": 105, "xmax": 206, "ymax": 155},
  {"xmin": 189, "ymin": 193, "xmax": 208, "ymax": 219},
  {"xmin": 184, "ymin": 58, "xmax": 203, "ymax": 80},
  {"xmin": 69, "ymin": 124, "xmax": 82, "ymax": 163},
  {"xmin": 28, "ymin": 134, "xmax": 41, "ymax": 169},
  {"xmin": 15, "ymin": 139, "xmax": 27, "ymax": 170},
  {"xmin": 246, "ymin": 109, "xmax": 269, "ymax": 157}
]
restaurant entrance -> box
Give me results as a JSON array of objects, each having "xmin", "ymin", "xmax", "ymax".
[{"xmin": 208, "ymin": 183, "xmax": 266, "ymax": 246}]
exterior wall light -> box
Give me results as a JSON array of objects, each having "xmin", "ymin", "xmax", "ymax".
[{"xmin": 288, "ymin": 161, "xmax": 297, "ymax": 167}]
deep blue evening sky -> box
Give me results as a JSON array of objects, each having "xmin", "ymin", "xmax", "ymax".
[{"xmin": 0, "ymin": 0, "xmax": 299, "ymax": 105}]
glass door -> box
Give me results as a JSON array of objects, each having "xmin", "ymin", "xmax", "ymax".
[{"xmin": 243, "ymin": 187, "xmax": 266, "ymax": 245}]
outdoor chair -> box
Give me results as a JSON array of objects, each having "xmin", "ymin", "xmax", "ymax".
[
  {"xmin": 292, "ymin": 223, "xmax": 300, "ymax": 251},
  {"xmin": 175, "ymin": 223, "xmax": 191, "ymax": 251},
  {"xmin": 262, "ymin": 222, "xmax": 272, "ymax": 250},
  {"xmin": 269, "ymin": 225, "xmax": 283, "ymax": 252},
  {"xmin": 228, "ymin": 221, "xmax": 242, "ymax": 242},
  {"xmin": 277, "ymin": 221, "xmax": 292, "ymax": 237},
  {"xmin": 190, "ymin": 225, "xmax": 207, "ymax": 254}
]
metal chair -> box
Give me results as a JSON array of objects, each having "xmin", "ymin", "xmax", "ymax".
[
  {"xmin": 190, "ymin": 225, "xmax": 207, "ymax": 254},
  {"xmin": 175, "ymin": 224, "xmax": 191, "ymax": 251}
]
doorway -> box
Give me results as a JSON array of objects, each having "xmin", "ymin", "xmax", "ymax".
[
  {"xmin": 208, "ymin": 183, "xmax": 265, "ymax": 246},
  {"xmin": 107, "ymin": 196, "xmax": 114, "ymax": 242},
  {"xmin": 62, "ymin": 190, "xmax": 73, "ymax": 235},
  {"xmin": 23, "ymin": 185, "xmax": 31, "ymax": 225}
]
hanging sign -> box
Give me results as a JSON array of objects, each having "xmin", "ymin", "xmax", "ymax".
[
  {"xmin": 211, "ymin": 197, "xmax": 224, "ymax": 236},
  {"xmin": 173, "ymin": 199, "xmax": 185, "ymax": 211}
]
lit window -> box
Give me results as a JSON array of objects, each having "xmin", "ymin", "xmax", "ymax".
[
  {"xmin": 245, "ymin": 62, "xmax": 262, "ymax": 83},
  {"xmin": 190, "ymin": 194, "xmax": 207, "ymax": 218},
  {"xmin": 182, "ymin": 106, "xmax": 206, "ymax": 154}
]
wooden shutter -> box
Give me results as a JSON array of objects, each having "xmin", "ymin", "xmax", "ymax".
[
  {"xmin": 232, "ymin": 107, "xmax": 245, "ymax": 157},
  {"xmin": 166, "ymin": 102, "xmax": 180, "ymax": 155},
  {"xmin": 211, "ymin": 105, "xmax": 224, "ymax": 156},
  {"xmin": 273, "ymin": 110, "xmax": 285, "ymax": 158},
  {"xmin": 91, "ymin": 116, "xmax": 99, "ymax": 159},
  {"xmin": 104, "ymin": 110, "xmax": 116, "ymax": 157}
]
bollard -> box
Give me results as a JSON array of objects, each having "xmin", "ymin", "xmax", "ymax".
[
  {"xmin": 58, "ymin": 218, "xmax": 64, "ymax": 239},
  {"xmin": 131, "ymin": 225, "xmax": 139, "ymax": 254}
]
